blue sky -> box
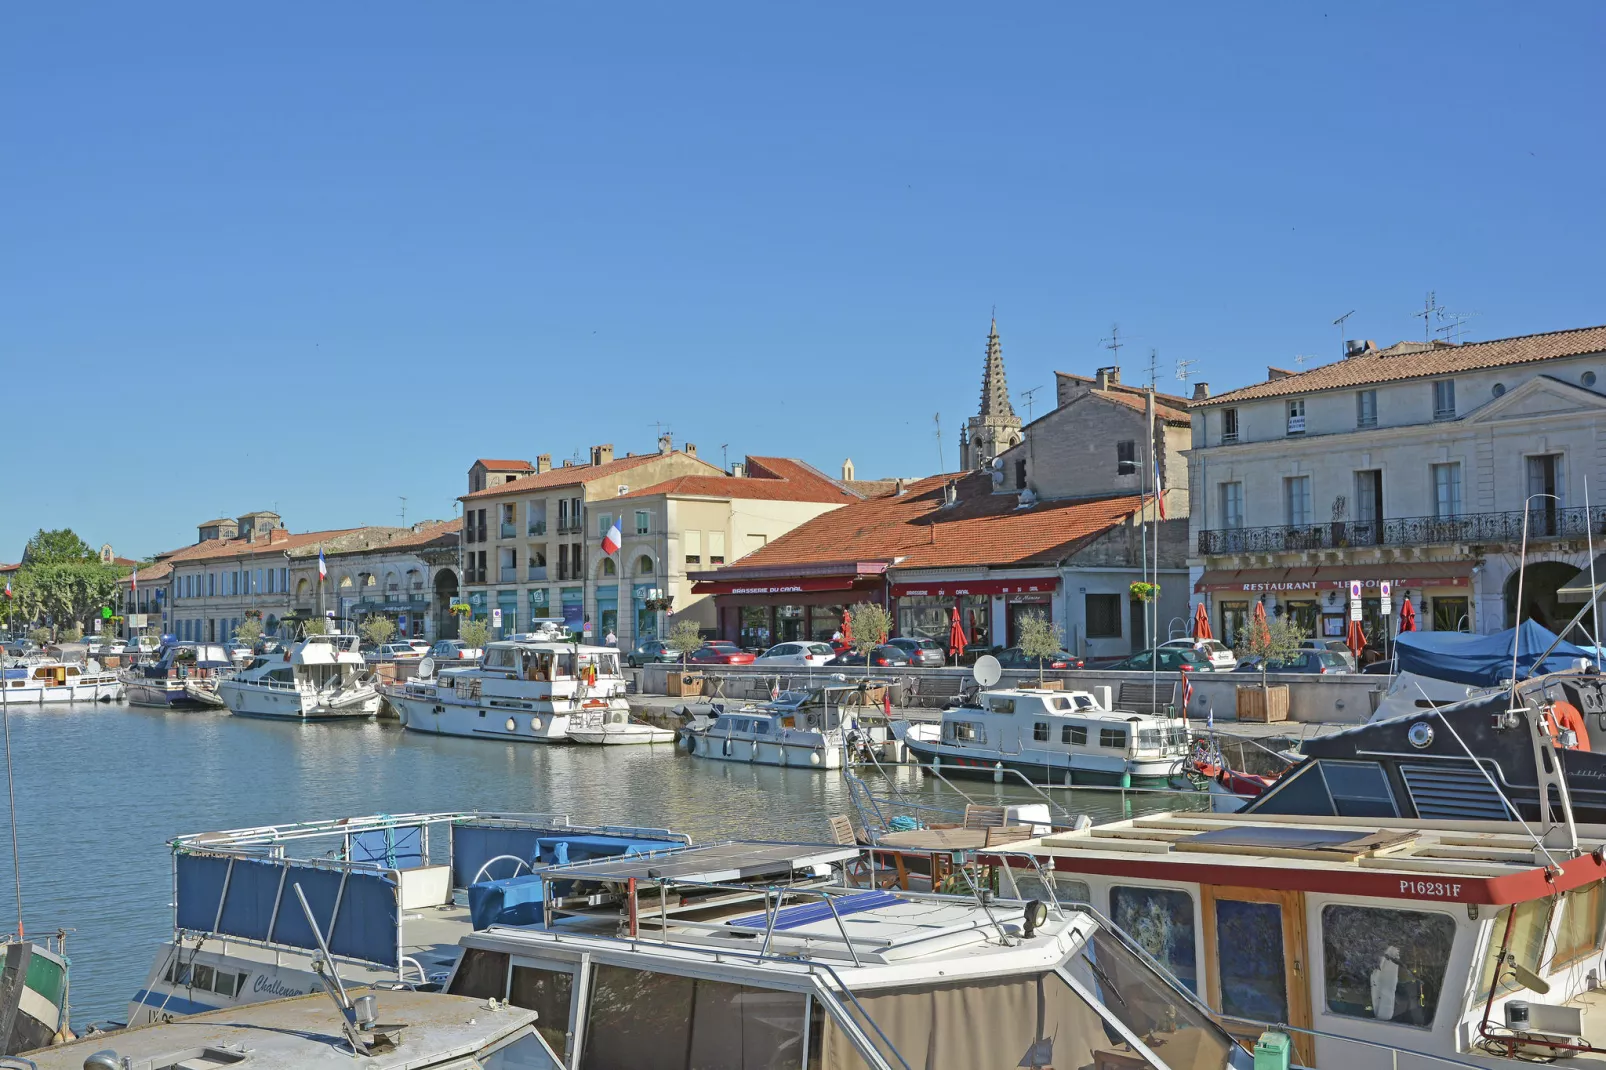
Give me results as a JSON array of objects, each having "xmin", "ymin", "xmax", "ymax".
[{"xmin": 3, "ymin": 4, "xmax": 1602, "ymax": 560}]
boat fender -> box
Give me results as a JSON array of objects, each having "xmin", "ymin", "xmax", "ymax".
[
  {"xmin": 809, "ymin": 751, "xmax": 821, "ymax": 766},
  {"xmin": 993, "ymin": 762, "xmax": 1004, "ymax": 784}
]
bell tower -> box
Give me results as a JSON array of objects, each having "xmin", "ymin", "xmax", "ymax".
[{"xmin": 959, "ymin": 316, "xmax": 1022, "ymax": 469}]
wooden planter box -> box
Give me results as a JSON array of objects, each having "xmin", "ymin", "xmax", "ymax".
[
  {"xmin": 1236, "ymin": 684, "xmax": 1290, "ymax": 723},
  {"xmin": 667, "ymin": 671, "xmax": 704, "ymax": 698}
]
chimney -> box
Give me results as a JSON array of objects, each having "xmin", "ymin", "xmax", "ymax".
[
  {"xmin": 1095, "ymin": 366, "xmax": 1120, "ymax": 391},
  {"xmin": 684, "ymin": 443, "xmax": 696, "ymax": 457},
  {"xmin": 561, "ymin": 459, "xmax": 572, "ymax": 467},
  {"xmin": 1267, "ymin": 367, "xmax": 1295, "ymax": 382},
  {"xmin": 590, "ymin": 444, "xmax": 614, "ymax": 466},
  {"xmin": 1192, "ymin": 382, "xmax": 1210, "ymax": 401},
  {"xmin": 894, "ymin": 478, "xmax": 907, "ymax": 495},
  {"xmin": 536, "ymin": 454, "xmax": 551, "ymax": 474},
  {"xmin": 730, "ymin": 462, "xmax": 746, "ymax": 478}
]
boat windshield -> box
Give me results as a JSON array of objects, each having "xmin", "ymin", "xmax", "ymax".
[{"xmin": 832, "ymin": 925, "xmax": 1248, "ymax": 1069}]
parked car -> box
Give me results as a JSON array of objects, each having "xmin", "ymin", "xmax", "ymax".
[
  {"xmin": 755, "ymin": 641, "xmax": 837, "ymax": 668},
  {"xmin": 1300, "ymin": 639, "xmax": 1358, "ymax": 672},
  {"xmin": 885, "ymin": 637, "xmax": 947, "ymax": 667},
  {"xmin": 994, "ymin": 645, "xmax": 1084, "ymax": 671},
  {"xmin": 625, "ymin": 640, "xmax": 676, "ymax": 667},
  {"xmin": 254, "ymin": 638, "xmax": 285, "ymax": 655},
  {"xmin": 1104, "ymin": 647, "xmax": 1211, "ymax": 672},
  {"xmin": 223, "ymin": 641, "xmax": 255, "ymax": 664},
  {"xmin": 3, "ymin": 639, "xmax": 39, "ymax": 658},
  {"xmin": 378, "ymin": 642, "xmax": 424, "ymax": 662},
  {"xmin": 1360, "ymin": 659, "xmax": 1396, "ymax": 675},
  {"xmin": 828, "ymin": 644, "xmax": 911, "ymax": 668},
  {"xmin": 1160, "ymin": 637, "xmax": 1237, "ymax": 671},
  {"xmin": 401, "ymin": 638, "xmax": 431, "ymax": 655},
  {"xmin": 431, "ymin": 638, "xmax": 483, "ymax": 661},
  {"xmin": 687, "ymin": 641, "xmax": 756, "ymax": 666},
  {"xmin": 1233, "ymin": 650, "xmax": 1352, "ymax": 674}
]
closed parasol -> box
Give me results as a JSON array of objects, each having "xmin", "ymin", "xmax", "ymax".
[
  {"xmin": 947, "ymin": 606, "xmax": 968, "ymax": 662},
  {"xmin": 1345, "ymin": 618, "xmax": 1367, "ymax": 664},
  {"xmin": 1192, "ymin": 602, "xmax": 1212, "ymax": 640},
  {"xmin": 1399, "ymin": 598, "xmax": 1417, "ymax": 633}
]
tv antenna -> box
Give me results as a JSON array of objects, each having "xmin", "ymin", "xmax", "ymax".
[
  {"xmin": 1294, "ymin": 354, "xmax": 1319, "ymax": 369},
  {"xmin": 1146, "ymin": 348, "xmax": 1159, "ymax": 390},
  {"xmin": 1435, "ymin": 309, "xmax": 1480, "ymax": 344},
  {"xmin": 1018, "ymin": 385, "xmax": 1045, "ymax": 421},
  {"xmin": 650, "ymin": 421, "xmax": 673, "ymax": 445},
  {"xmin": 1101, "ymin": 323, "xmax": 1125, "ymax": 372},
  {"xmin": 1413, "ymin": 291, "xmax": 1445, "ymax": 342},
  {"xmin": 1175, "ymin": 359, "xmax": 1198, "ymax": 385},
  {"xmin": 1333, "ymin": 310, "xmax": 1355, "ymax": 356},
  {"xmin": 719, "ymin": 444, "xmax": 729, "ymax": 472},
  {"xmin": 933, "ymin": 413, "xmax": 944, "ymax": 471},
  {"xmin": 398, "ymin": 496, "xmax": 407, "ymax": 527}
]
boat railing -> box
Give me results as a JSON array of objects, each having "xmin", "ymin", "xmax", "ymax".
[{"xmin": 1215, "ymin": 1014, "xmax": 1492, "ymax": 1070}]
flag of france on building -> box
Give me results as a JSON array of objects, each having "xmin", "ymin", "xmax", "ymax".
[
  {"xmin": 601, "ymin": 521, "xmax": 623, "ymax": 556},
  {"xmin": 318, "ymin": 549, "xmax": 327, "ymax": 580}
]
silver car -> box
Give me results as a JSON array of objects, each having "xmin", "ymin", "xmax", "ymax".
[
  {"xmin": 754, "ymin": 641, "xmax": 837, "ymax": 668},
  {"xmin": 1160, "ymin": 637, "xmax": 1237, "ymax": 671}
]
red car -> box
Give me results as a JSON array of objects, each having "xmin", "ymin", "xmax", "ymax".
[{"xmin": 687, "ymin": 641, "xmax": 756, "ymax": 665}]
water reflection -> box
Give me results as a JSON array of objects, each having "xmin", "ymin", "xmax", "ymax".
[{"xmin": 0, "ymin": 702, "xmax": 1198, "ymax": 1022}]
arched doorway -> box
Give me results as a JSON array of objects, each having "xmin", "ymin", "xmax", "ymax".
[
  {"xmin": 434, "ymin": 568, "xmax": 460, "ymax": 639},
  {"xmin": 1505, "ymin": 561, "xmax": 1591, "ymax": 640}
]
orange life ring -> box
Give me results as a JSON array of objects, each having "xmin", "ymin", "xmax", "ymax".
[{"xmin": 1546, "ymin": 701, "xmax": 1592, "ymax": 751}]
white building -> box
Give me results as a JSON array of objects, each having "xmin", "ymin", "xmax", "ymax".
[{"xmin": 1186, "ymin": 324, "xmax": 1606, "ymax": 647}]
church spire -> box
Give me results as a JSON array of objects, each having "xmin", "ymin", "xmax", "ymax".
[{"xmin": 978, "ymin": 316, "xmax": 1016, "ymax": 419}]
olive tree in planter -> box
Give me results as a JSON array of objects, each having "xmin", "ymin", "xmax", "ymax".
[
  {"xmin": 1016, "ymin": 610, "xmax": 1065, "ymax": 688},
  {"xmin": 666, "ymin": 619, "xmax": 704, "ymax": 669},
  {"xmin": 360, "ymin": 616, "xmax": 396, "ymax": 648},
  {"xmin": 459, "ymin": 618, "xmax": 491, "ymax": 653},
  {"xmin": 303, "ymin": 617, "xmax": 329, "ymax": 636},
  {"xmin": 1233, "ymin": 614, "xmax": 1307, "ymax": 720},
  {"xmin": 846, "ymin": 602, "xmax": 893, "ymax": 684},
  {"xmin": 234, "ymin": 617, "xmax": 264, "ymax": 648}
]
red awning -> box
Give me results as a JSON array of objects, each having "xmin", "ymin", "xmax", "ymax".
[
  {"xmin": 692, "ymin": 576, "xmax": 878, "ymax": 596},
  {"xmin": 891, "ymin": 577, "xmax": 1060, "ymax": 598},
  {"xmin": 1195, "ymin": 562, "xmax": 1472, "ymax": 593}
]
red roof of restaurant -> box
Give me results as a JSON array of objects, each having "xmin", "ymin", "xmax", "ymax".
[
  {"xmin": 617, "ymin": 457, "xmax": 859, "ymax": 504},
  {"xmin": 725, "ymin": 471, "xmax": 1145, "ymax": 571}
]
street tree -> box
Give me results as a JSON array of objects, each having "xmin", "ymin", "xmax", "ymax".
[
  {"xmin": 1016, "ymin": 610, "xmax": 1065, "ymax": 687},
  {"xmin": 666, "ymin": 619, "xmax": 704, "ymax": 668},
  {"xmin": 234, "ymin": 618, "xmax": 264, "ymax": 647},
  {"xmin": 847, "ymin": 602, "xmax": 893, "ymax": 681},
  {"xmin": 459, "ymin": 618, "xmax": 491, "ymax": 652},
  {"xmin": 360, "ymin": 616, "xmax": 397, "ymax": 647},
  {"xmin": 303, "ymin": 617, "xmax": 329, "ymax": 636},
  {"xmin": 1235, "ymin": 614, "xmax": 1307, "ymax": 692},
  {"xmin": 22, "ymin": 529, "xmax": 94, "ymax": 565}
]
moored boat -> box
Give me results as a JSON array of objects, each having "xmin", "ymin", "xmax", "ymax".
[
  {"xmin": 216, "ymin": 631, "xmax": 380, "ymax": 721},
  {"xmin": 0, "ymin": 659, "xmax": 122, "ymax": 704},
  {"xmin": 120, "ymin": 642, "xmax": 234, "ymax": 708},
  {"xmin": 677, "ymin": 681, "xmax": 899, "ymax": 769},
  {"xmin": 566, "ymin": 705, "xmax": 676, "ymax": 744}
]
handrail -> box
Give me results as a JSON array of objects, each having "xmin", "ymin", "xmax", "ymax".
[{"xmin": 1214, "ymin": 1013, "xmax": 1497, "ymax": 1070}]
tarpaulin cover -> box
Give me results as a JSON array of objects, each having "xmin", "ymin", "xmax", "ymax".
[
  {"xmin": 450, "ymin": 824, "xmax": 560, "ymax": 887},
  {"xmin": 730, "ymin": 890, "xmax": 902, "ymax": 931},
  {"xmin": 535, "ymin": 835, "xmax": 675, "ymax": 866},
  {"xmin": 176, "ymin": 853, "xmax": 400, "ymax": 966},
  {"xmin": 468, "ymin": 874, "xmax": 545, "ymax": 931},
  {"xmin": 349, "ymin": 825, "xmax": 423, "ymax": 869},
  {"xmin": 1395, "ymin": 620, "xmax": 1589, "ymax": 686}
]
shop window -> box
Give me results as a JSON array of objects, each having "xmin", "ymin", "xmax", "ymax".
[
  {"xmin": 1476, "ymin": 899, "xmax": 1553, "ymax": 1001},
  {"xmin": 1085, "ymin": 594, "xmax": 1121, "ymax": 638},
  {"xmin": 1553, "ymin": 881, "xmax": 1606, "ymax": 967},
  {"xmin": 1062, "ymin": 724, "xmax": 1086, "ymax": 745},
  {"xmin": 1219, "ymin": 601, "xmax": 1248, "ymax": 648},
  {"xmin": 1109, "ymin": 886, "xmax": 1197, "ymax": 993},
  {"xmin": 579, "ymin": 965, "xmax": 806, "ymax": 1070},
  {"xmin": 1323, "ymin": 905, "xmax": 1454, "ymax": 1027},
  {"xmin": 1432, "ymin": 597, "xmax": 1468, "ymax": 633}
]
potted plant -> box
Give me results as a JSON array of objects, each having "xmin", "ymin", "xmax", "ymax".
[
  {"xmin": 1129, "ymin": 581, "xmax": 1160, "ymax": 603},
  {"xmin": 1016, "ymin": 610, "xmax": 1065, "ymax": 689},
  {"xmin": 1233, "ymin": 614, "xmax": 1306, "ymax": 723}
]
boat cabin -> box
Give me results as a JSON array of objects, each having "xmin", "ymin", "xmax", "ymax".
[
  {"xmin": 139, "ymin": 642, "xmax": 233, "ymax": 679},
  {"xmin": 995, "ymin": 810, "xmax": 1606, "ymax": 1068}
]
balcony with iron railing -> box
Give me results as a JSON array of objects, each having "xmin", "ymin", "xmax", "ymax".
[
  {"xmin": 556, "ymin": 521, "xmax": 581, "ymax": 535},
  {"xmin": 1198, "ymin": 505, "xmax": 1605, "ymax": 555}
]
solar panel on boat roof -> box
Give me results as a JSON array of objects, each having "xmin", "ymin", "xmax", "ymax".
[
  {"xmin": 1179, "ymin": 825, "xmax": 1416, "ymax": 859},
  {"xmin": 544, "ymin": 842, "xmax": 859, "ymax": 884}
]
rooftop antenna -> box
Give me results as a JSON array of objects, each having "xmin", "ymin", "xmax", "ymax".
[
  {"xmin": 719, "ymin": 444, "xmax": 729, "ymax": 471},
  {"xmin": 1333, "ymin": 310, "xmax": 1355, "ymax": 357},
  {"xmin": 1175, "ymin": 359, "xmax": 1198, "ymax": 385},
  {"xmin": 1146, "ymin": 348, "xmax": 1159, "ymax": 390},
  {"xmin": 1018, "ymin": 385, "xmax": 1045, "ymax": 421},
  {"xmin": 398, "ymin": 496, "xmax": 407, "ymax": 527},
  {"xmin": 1293, "ymin": 354, "xmax": 1319, "ymax": 368},
  {"xmin": 1414, "ymin": 291, "xmax": 1444, "ymax": 343},
  {"xmin": 933, "ymin": 413, "xmax": 944, "ymax": 471},
  {"xmin": 1435, "ymin": 310, "xmax": 1480, "ymax": 344},
  {"xmin": 1101, "ymin": 323, "xmax": 1125, "ymax": 375}
]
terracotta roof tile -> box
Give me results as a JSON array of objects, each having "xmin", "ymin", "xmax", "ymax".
[
  {"xmin": 473, "ymin": 458, "xmax": 534, "ymax": 470},
  {"xmin": 463, "ymin": 452, "xmax": 720, "ymax": 499},
  {"xmin": 728, "ymin": 471, "xmax": 1144, "ymax": 571},
  {"xmin": 1205, "ymin": 324, "xmax": 1606, "ymax": 405},
  {"xmin": 616, "ymin": 456, "xmax": 860, "ymax": 504}
]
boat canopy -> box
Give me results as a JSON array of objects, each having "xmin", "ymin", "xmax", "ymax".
[{"xmin": 1394, "ymin": 620, "xmax": 1588, "ymax": 686}]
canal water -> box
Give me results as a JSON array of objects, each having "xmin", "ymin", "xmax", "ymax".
[{"xmin": 0, "ymin": 700, "xmax": 1199, "ymax": 1025}]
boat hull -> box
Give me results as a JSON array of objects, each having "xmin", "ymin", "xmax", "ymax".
[
  {"xmin": 387, "ymin": 689, "xmax": 571, "ymax": 742},
  {"xmin": 0, "ymin": 678, "xmax": 122, "ymax": 704},
  {"xmin": 122, "ymin": 679, "xmax": 214, "ymax": 709},
  {"xmin": 902, "ymin": 735, "xmax": 1187, "ymax": 787},
  {"xmin": 568, "ymin": 725, "xmax": 677, "ymax": 745},
  {"xmin": 217, "ymin": 679, "xmax": 380, "ymax": 722},
  {"xmin": 680, "ymin": 729, "xmax": 842, "ymax": 768}
]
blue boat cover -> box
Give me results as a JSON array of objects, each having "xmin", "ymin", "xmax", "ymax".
[
  {"xmin": 350, "ymin": 825, "xmax": 424, "ymax": 870},
  {"xmin": 729, "ymin": 890, "xmax": 904, "ymax": 931},
  {"xmin": 1395, "ymin": 621, "xmax": 1589, "ymax": 686},
  {"xmin": 468, "ymin": 874, "xmax": 545, "ymax": 931},
  {"xmin": 535, "ymin": 835, "xmax": 676, "ymax": 866},
  {"xmin": 451, "ymin": 824, "xmax": 559, "ymax": 887}
]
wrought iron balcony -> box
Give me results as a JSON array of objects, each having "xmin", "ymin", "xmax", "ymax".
[{"xmin": 1198, "ymin": 506, "xmax": 1606, "ymax": 555}]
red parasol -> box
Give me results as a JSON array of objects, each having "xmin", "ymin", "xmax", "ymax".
[
  {"xmin": 1250, "ymin": 600, "xmax": 1270, "ymax": 647},
  {"xmin": 947, "ymin": 606, "xmax": 969, "ymax": 661},
  {"xmin": 840, "ymin": 611, "xmax": 853, "ymax": 643},
  {"xmin": 1345, "ymin": 618, "xmax": 1367, "ymax": 663},
  {"xmin": 1399, "ymin": 598, "xmax": 1417, "ymax": 633},
  {"xmin": 1192, "ymin": 602, "xmax": 1212, "ymax": 640}
]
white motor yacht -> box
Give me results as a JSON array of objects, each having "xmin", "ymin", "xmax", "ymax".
[
  {"xmin": 0, "ymin": 658, "xmax": 122, "ymax": 704},
  {"xmin": 566, "ymin": 705, "xmax": 677, "ymax": 745},
  {"xmin": 677, "ymin": 681, "xmax": 899, "ymax": 769},
  {"xmin": 383, "ymin": 620, "xmax": 629, "ymax": 743},
  {"xmin": 217, "ymin": 632, "xmax": 380, "ymax": 721}
]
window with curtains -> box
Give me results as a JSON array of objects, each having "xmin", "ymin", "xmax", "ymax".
[
  {"xmin": 1285, "ymin": 475, "xmax": 1312, "ymax": 526},
  {"xmin": 635, "ymin": 510, "xmax": 650, "ymax": 535},
  {"xmin": 1431, "ymin": 463, "xmax": 1462, "ymax": 518}
]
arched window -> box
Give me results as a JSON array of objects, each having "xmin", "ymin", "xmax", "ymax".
[
  {"xmin": 339, "ymin": 575, "xmax": 354, "ymax": 589},
  {"xmin": 295, "ymin": 578, "xmax": 309, "ymax": 603},
  {"xmin": 602, "ymin": 558, "xmax": 617, "ymax": 576},
  {"xmin": 636, "ymin": 554, "xmax": 654, "ymax": 575}
]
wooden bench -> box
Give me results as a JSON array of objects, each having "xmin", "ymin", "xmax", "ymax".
[{"xmin": 1117, "ymin": 681, "xmax": 1178, "ymax": 716}]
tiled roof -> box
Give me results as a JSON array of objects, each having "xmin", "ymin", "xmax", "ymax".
[
  {"xmin": 1204, "ymin": 324, "xmax": 1606, "ymax": 405},
  {"xmin": 0, "ymin": 563, "xmax": 19, "ymax": 574},
  {"xmin": 1091, "ymin": 389, "xmax": 1191, "ymax": 425},
  {"xmin": 729, "ymin": 471, "xmax": 1144, "ymax": 571},
  {"xmin": 616, "ymin": 456, "xmax": 860, "ymax": 504},
  {"xmin": 319, "ymin": 518, "xmax": 463, "ymax": 557},
  {"xmin": 157, "ymin": 527, "xmax": 367, "ymax": 566},
  {"xmin": 127, "ymin": 560, "xmax": 172, "ymax": 584},
  {"xmin": 463, "ymin": 451, "xmax": 720, "ymax": 500},
  {"xmin": 473, "ymin": 458, "xmax": 534, "ymax": 471},
  {"xmin": 198, "ymin": 518, "xmax": 236, "ymax": 527},
  {"xmin": 843, "ymin": 479, "xmax": 903, "ymax": 499}
]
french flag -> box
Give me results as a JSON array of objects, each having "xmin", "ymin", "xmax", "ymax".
[
  {"xmin": 1153, "ymin": 455, "xmax": 1167, "ymax": 520},
  {"xmin": 318, "ymin": 549, "xmax": 327, "ymax": 581},
  {"xmin": 601, "ymin": 521, "xmax": 623, "ymax": 557},
  {"xmin": 2, "ymin": 579, "xmax": 9, "ymax": 600}
]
